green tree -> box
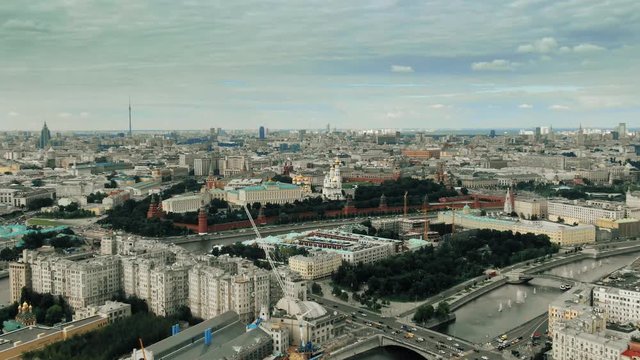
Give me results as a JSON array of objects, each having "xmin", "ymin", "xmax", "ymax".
[
  {"xmin": 435, "ymin": 301, "xmax": 450, "ymax": 318},
  {"xmin": 45, "ymin": 304, "xmax": 64, "ymax": 326},
  {"xmin": 311, "ymin": 282, "xmax": 323, "ymax": 295},
  {"xmin": 32, "ymin": 179, "xmax": 45, "ymax": 187},
  {"xmin": 339, "ymin": 292, "xmax": 349, "ymax": 302},
  {"xmin": 413, "ymin": 304, "xmax": 434, "ymax": 323}
]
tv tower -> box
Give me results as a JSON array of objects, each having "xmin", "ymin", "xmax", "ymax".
[{"xmin": 128, "ymin": 98, "xmax": 132, "ymax": 137}]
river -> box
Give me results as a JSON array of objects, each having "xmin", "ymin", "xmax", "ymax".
[{"xmin": 437, "ymin": 252, "xmax": 640, "ymax": 343}]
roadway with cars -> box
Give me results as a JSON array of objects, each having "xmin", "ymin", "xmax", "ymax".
[{"xmin": 310, "ymin": 294, "xmax": 502, "ymax": 360}]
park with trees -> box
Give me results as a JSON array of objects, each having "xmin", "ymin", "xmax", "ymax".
[{"xmin": 332, "ymin": 229, "xmax": 559, "ymax": 301}]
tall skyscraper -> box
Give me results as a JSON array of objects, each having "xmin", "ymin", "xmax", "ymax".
[
  {"xmin": 259, "ymin": 126, "xmax": 265, "ymax": 140},
  {"xmin": 38, "ymin": 122, "xmax": 51, "ymax": 149},
  {"xmin": 128, "ymin": 98, "xmax": 132, "ymax": 137},
  {"xmin": 618, "ymin": 122, "xmax": 627, "ymax": 139},
  {"xmin": 298, "ymin": 129, "xmax": 306, "ymax": 142}
]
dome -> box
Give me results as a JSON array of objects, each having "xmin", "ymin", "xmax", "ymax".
[{"xmin": 275, "ymin": 298, "xmax": 327, "ymax": 319}]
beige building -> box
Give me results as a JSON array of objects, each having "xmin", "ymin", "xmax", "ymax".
[
  {"xmin": 12, "ymin": 251, "xmax": 122, "ymax": 310},
  {"xmin": 188, "ymin": 262, "xmax": 270, "ymax": 323},
  {"xmin": 552, "ymin": 311, "xmax": 635, "ymax": 360},
  {"xmin": 514, "ymin": 198, "xmax": 548, "ymax": 219},
  {"xmin": 289, "ymin": 252, "xmax": 343, "ymax": 280},
  {"xmin": 438, "ymin": 207, "xmax": 596, "ymax": 246},
  {"xmin": 9, "ymin": 261, "xmax": 30, "ymax": 303}
]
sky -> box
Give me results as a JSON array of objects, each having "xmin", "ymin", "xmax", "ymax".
[{"xmin": 0, "ymin": 0, "xmax": 639, "ymax": 131}]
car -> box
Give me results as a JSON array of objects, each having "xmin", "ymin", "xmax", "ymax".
[
  {"xmin": 447, "ymin": 337, "xmax": 453, "ymax": 341},
  {"xmin": 391, "ymin": 331, "xmax": 397, "ymax": 335},
  {"xmin": 361, "ymin": 313, "xmax": 367, "ymax": 317},
  {"xmin": 332, "ymin": 305, "xmax": 338, "ymax": 308},
  {"xmin": 439, "ymin": 350, "xmax": 446, "ymax": 354},
  {"xmin": 411, "ymin": 327, "xmax": 417, "ymax": 331},
  {"xmin": 416, "ymin": 337, "xmax": 425, "ymax": 342},
  {"xmin": 481, "ymin": 357, "xmax": 489, "ymax": 360},
  {"xmin": 454, "ymin": 343, "xmax": 459, "ymax": 347}
]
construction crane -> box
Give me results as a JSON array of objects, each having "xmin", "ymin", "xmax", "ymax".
[
  {"xmin": 243, "ymin": 205, "xmax": 314, "ymax": 351},
  {"xmin": 243, "ymin": 205, "xmax": 287, "ymax": 298}
]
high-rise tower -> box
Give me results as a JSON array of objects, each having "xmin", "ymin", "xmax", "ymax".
[
  {"xmin": 128, "ymin": 98, "xmax": 132, "ymax": 137},
  {"xmin": 38, "ymin": 122, "xmax": 51, "ymax": 149}
]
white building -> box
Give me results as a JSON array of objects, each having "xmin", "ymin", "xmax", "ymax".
[
  {"xmin": 322, "ymin": 159, "xmax": 344, "ymax": 200},
  {"xmin": 593, "ymin": 286, "xmax": 640, "ymax": 325},
  {"xmin": 548, "ymin": 199, "xmax": 626, "ymax": 225},
  {"xmin": 74, "ymin": 300, "xmax": 131, "ymax": 323},
  {"xmin": 193, "ymin": 158, "xmax": 211, "ymax": 176}
]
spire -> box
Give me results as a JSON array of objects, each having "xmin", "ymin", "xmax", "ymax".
[{"xmin": 128, "ymin": 97, "xmax": 132, "ymax": 137}]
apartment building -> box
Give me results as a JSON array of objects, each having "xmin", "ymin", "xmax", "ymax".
[
  {"xmin": 188, "ymin": 262, "xmax": 270, "ymax": 323},
  {"xmin": 289, "ymin": 252, "xmax": 343, "ymax": 280},
  {"xmin": 593, "ymin": 286, "xmax": 640, "ymax": 325},
  {"xmin": 552, "ymin": 311, "xmax": 636, "ymax": 360}
]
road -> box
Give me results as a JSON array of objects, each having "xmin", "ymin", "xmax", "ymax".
[
  {"xmin": 488, "ymin": 313, "xmax": 548, "ymax": 360},
  {"xmin": 310, "ymin": 294, "xmax": 502, "ymax": 360}
]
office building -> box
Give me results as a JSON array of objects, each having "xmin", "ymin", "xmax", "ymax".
[{"xmin": 259, "ymin": 126, "xmax": 266, "ymax": 140}]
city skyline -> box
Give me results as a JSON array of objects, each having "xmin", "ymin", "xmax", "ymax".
[{"xmin": 1, "ymin": 0, "xmax": 639, "ymax": 131}]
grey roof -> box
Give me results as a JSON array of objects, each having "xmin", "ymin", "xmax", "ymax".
[
  {"xmin": 148, "ymin": 311, "xmax": 272, "ymax": 360},
  {"xmin": 0, "ymin": 325, "xmax": 58, "ymax": 352}
]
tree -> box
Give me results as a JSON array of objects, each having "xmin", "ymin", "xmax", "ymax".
[
  {"xmin": 436, "ymin": 301, "xmax": 450, "ymax": 318},
  {"xmin": 460, "ymin": 187, "xmax": 469, "ymax": 195},
  {"xmin": 31, "ymin": 179, "xmax": 44, "ymax": 187},
  {"xmin": 311, "ymin": 282, "xmax": 323, "ymax": 296},
  {"xmin": 0, "ymin": 247, "xmax": 20, "ymax": 261},
  {"xmin": 413, "ymin": 304, "xmax": 434, "ymax": 323},
  {"xmin": 332, "ymin": 285, "xmax": 342, "ymax": 297},
  {"xmin": 557, "ymin": 217, "xmax": 565, "ymax": 223},
  {"xmin": 339, "ymin": 292, "xmax": 349, "ymax": 302},
  {"xmin": 45, "ymin": 304, "xmax": 64, "ymax": 326}
]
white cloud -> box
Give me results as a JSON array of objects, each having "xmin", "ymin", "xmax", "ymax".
[
  {"xmin": 518, "ymin": 38, "xmax": 605, "ymax": 55},
  {"xmin": 58, "ymin": 112, "xmax": 72, "ymax": 118},
  {"xmin": 390, "ymin": 65, "xmax": 414, "ymax": 73},
  {"xmin": 430, "ymin": 104, "xmax": 448, "ymax": 109},
  {"xmin": 573, "ymin": 43, "xmax": 605, "ymax": 52},
  {"xmin": 517, "ymin": 37, "xmax": 558, "ymax": 53},
  {"xmin": 471, "ymin": 59, "xmax": 518, "ymax": 71},
  {"xmin": 518, "ymin": 104, "xmax": 533, "ymax": 109},
  {"xmin": 80, "ymin": 112, "xmax": 90, "ymax": 117},
  {"xmin": 7, "ymin": 111, "xmax": 19, "ymax": 117},
  {"xmin": 549, "ymin": 104, "xmax": 570, "ymax": 110}
]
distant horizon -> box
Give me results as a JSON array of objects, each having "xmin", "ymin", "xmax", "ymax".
[{"xmin": 1, "ymin": 125, "xmax": 633, "ymax": 134}]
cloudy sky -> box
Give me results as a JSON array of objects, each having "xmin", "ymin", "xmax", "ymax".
[{"xmin": 1, "ymin": 0, "xmax": 639, "ymax": 131}]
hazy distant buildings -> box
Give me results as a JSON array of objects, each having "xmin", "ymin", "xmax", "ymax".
[{"xmin": 259, "ymin": 126, "xmax": 266, "ymax": 140}]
